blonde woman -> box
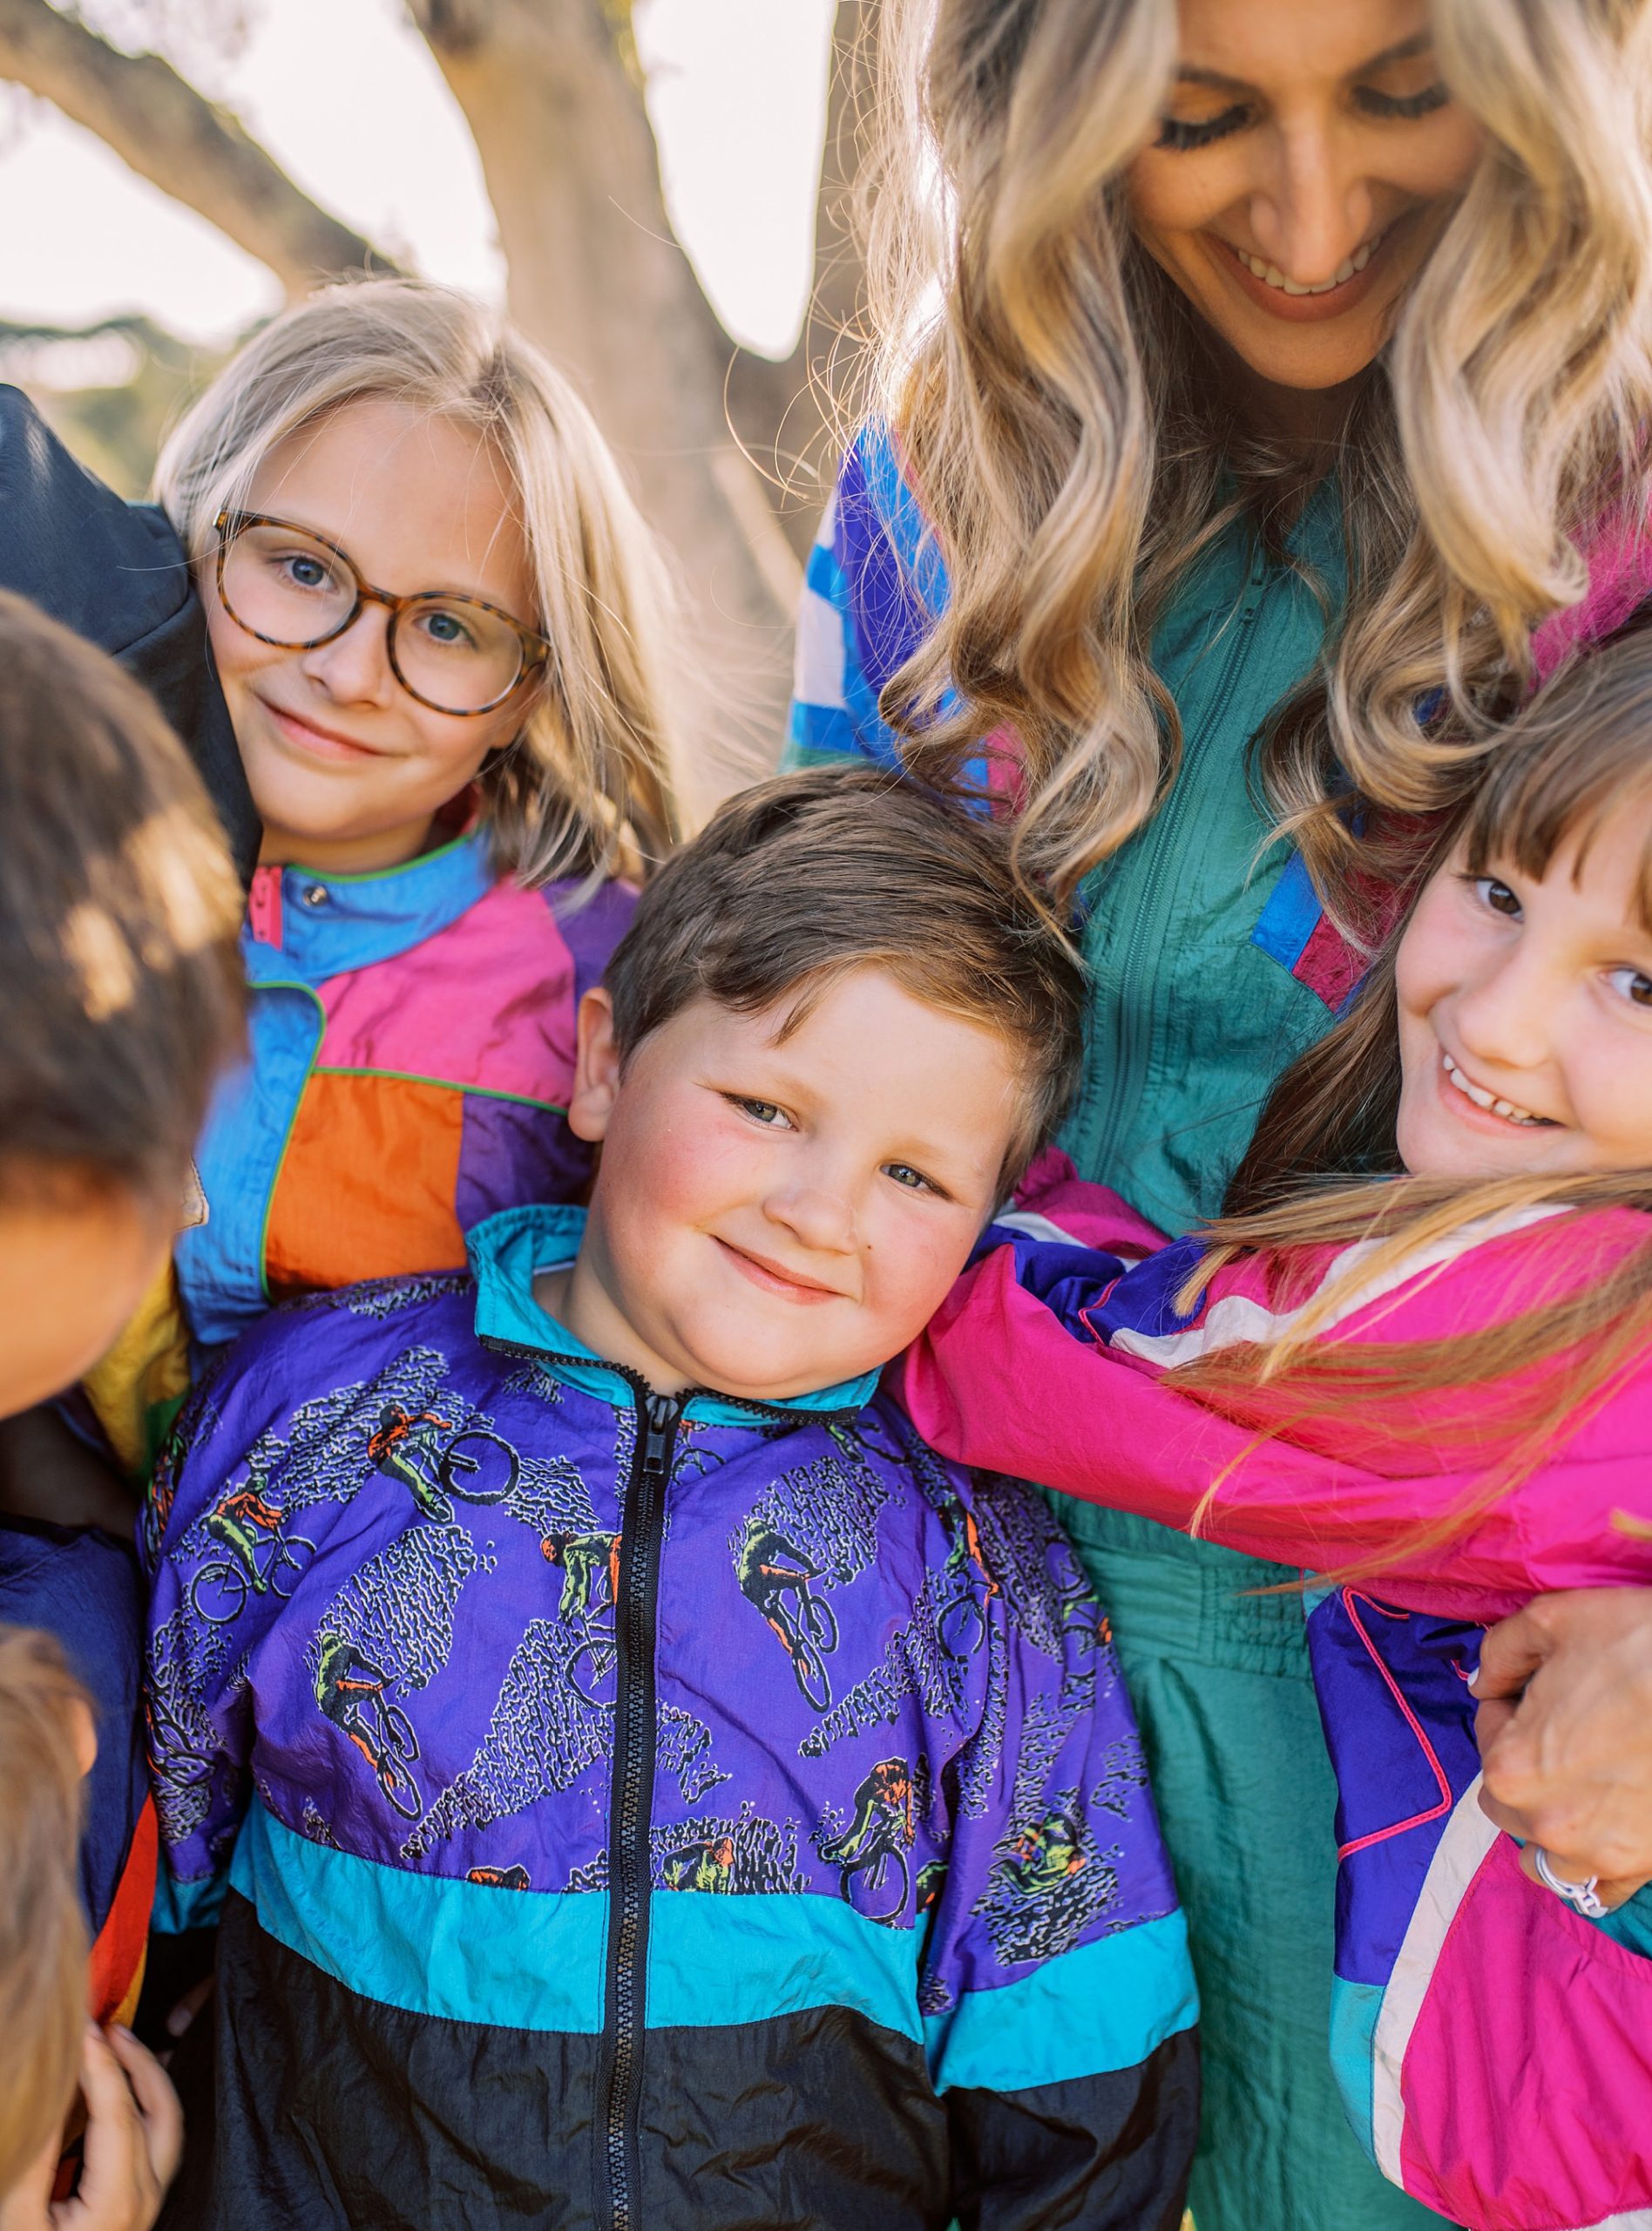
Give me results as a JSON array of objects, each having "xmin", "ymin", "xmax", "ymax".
[{"xmin": 789, "ymin": 2, "xmax": 1652, "ymax": 2223}]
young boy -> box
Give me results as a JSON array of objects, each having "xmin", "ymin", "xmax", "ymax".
[
  {"xmin": 146, "ymin": 769, "xmax": 1200, "ymax": 2230},
  {"xmin": 0, "ymin": 589, "xmax": 243, "ymax": 2224}
]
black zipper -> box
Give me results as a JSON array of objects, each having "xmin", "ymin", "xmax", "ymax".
[
  {"xmin": 475, "ymin": 1331, "xmax": 862, "ymax": 2224},
  {"xmin": 599, "ymin": 1387, "xmax": 678, "ymax": 2231}
]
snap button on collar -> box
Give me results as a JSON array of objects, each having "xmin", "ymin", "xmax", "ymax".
[{"xmin": 301, "ymin": 883, "xmax": 329, "ymax": 907}]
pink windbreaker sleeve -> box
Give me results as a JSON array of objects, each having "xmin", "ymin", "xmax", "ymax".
[{"xmin": 899, "ymin": 1167, "xmax": 1652, "ymax": 1620}]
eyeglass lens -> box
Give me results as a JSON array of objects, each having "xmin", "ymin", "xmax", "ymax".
[{"xmin": 220, "ymin": 520, "xmax": 526, "ymax": 714}]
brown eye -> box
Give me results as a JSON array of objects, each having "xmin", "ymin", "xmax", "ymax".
[
  {"xmin": 1607, "ymin": 967, "xmax": 1652, "ymax": 1009},
  {"xmin": 1472, "ymin": 875, "xmax": 1522, "ymax": 919}
]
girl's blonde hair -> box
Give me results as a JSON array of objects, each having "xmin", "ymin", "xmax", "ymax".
[
  {"xmin": 1173, "ymin": 627, "xmax": 1652, "ymax": 1578},
  {"xmin": 0, "ymin": 1628, "xmax": 91, "ymax": 2194},
  {"xmin": 861, "ymin": 0, "xmax": 1652, "ymax": 922},
  {"xmin": 157, "ymin": 278, "xmax": 684, "ymax": 882}
]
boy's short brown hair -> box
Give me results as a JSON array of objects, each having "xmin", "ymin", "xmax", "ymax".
[
  {"xmin": 605, "ymin": 768, "xmax": 1087, "ymax": 1187},
  {"xmin": 0, "ymin": 589, "xmax": 244, "ymax": 1207},
  {"xmin": 0, "ymin": 1626, "xmax": 90, "ymax": 2194}
]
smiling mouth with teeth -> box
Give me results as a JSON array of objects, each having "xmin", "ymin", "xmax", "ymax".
[
  {"xmin": 1229, "ymin": 224, "xmax": 1390, "ymax": 296},
  {"xmin": 1441, "ymin": 1051, "xmax": 1554, "ymax": 1129}
]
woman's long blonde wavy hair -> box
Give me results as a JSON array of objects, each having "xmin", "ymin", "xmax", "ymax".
[
  {"xmin": 1169, "ymin": 627, "xmax": 1652, "ymax": 1579},
  {"xmin": 862, "ymin": 0, "xmax": 1652, "ymax": 922},
  {"xmin": 157, "ymin": 278, "xmax": 685, "ymax": 883}
]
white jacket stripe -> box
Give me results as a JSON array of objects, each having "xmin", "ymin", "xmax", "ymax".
[{"xmin": 1369, "ymin": 1777, "xmax": 1500, "ymax": 2188}]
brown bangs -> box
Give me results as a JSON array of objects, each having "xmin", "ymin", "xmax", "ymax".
[{"xmin": 1459, "ymin": 624, "xmax": 1652, "ymax": 932}]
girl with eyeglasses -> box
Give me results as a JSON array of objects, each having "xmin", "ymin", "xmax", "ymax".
[{"xmin": 89, "ymin": 277, "xmax": 690, "ymax": 1471}]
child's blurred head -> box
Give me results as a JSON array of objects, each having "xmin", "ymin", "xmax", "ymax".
[
  {"xmin": 156, "ymin": 277, "xmax": 682, "ymax": 884},
  {"xmin": 1394, "ymin": 628, "xmax": 1652, "ymax": 1181},
  {"xmin": 554, "ymin": 769, "xmax": 1087, "ymax": 1400},
  {"xmin": 0, "ymin": 1626, "xmax": 92, "ymax": 2195},
  {"xmin": 0, "ymin": 591, "xmax": 243, "ymax": 1415}
]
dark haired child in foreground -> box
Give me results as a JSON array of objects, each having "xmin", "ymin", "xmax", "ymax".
[
  {"xmin": 145, "ymin": 768, "xmax": 1199, "ymax": 2230},
  {"xmin": 0, "ymin": 591, "xmax": 244, "ymax": 2227}
]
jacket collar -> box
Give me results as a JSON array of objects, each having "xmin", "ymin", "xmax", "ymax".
[
  {"xmin": 241, "ymin": 827, "xmax": 495, "ymax": 984},
  {"xmin": 466, "ymin": 1204, "xmax": 881, "ymax": 1423}
]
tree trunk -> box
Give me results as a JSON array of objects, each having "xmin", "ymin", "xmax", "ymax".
[
  {"xmin": 727, "ymin": 0, "xmax": 873, "ymax": 561},
  {"xmin": 0, "ymin": 0, "xmax": 391, "ymax": 295},
  {"xmin": 410, "ymin": 0, "xmax": 802, "ymax": 797}
]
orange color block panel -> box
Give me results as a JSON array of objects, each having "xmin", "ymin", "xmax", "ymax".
[{"xmin": 265, "ymin": 1071, "xmax": 467, "ymax": 1298}]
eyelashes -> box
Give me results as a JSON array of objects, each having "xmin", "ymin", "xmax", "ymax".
[
  {"xmin": 1354, "ymin": 82, "xmax": 1451, "ymax": 120},
  {"xmin": 1156, "ymin": 106, "xmax": 1249, "ymax": 153},
  {"xmin": 1155, "ymin": 80, "xmax": 1450, "ymax": 153}
]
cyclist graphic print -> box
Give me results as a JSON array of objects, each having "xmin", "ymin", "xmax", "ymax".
[{"xmin": 139, "ymin": 1231, "xmax": 1195, "ymax": 2226}]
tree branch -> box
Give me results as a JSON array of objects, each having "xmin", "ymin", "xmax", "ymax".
[{"xmin": 0, "ymin": 0, "xmax": 395, "ymax": 295}]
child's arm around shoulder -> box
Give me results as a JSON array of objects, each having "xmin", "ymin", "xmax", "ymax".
[
  {"xmin": 920, "ymin": 1467, "xmax": 1198, "ymax": 2230},
  {"xmin": 900, "ymin": 1183, "xmax": 1652, "ymax": 1616}
]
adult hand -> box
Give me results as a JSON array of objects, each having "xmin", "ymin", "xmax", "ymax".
[
  {"xmin": 1473, "ymin": 1587, "xmax": 1652, "ymax": 1901},
  {"xmin": 0, "ymin": 2024, "xmax": 183, "ymax": 2231}
]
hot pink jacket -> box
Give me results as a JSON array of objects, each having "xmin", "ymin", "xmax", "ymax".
[{"xmin": 900, "ymin": 1153, "xmax": 1652, "ymax": 2231}]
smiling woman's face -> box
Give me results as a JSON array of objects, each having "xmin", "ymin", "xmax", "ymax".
[
  {"xmin": 206, "ymin": 397, "xmax": 537, "ymax": 877},
  {"xmin": 1128, "ymin": 0, "xmax": 1483, "ymax": 394}
]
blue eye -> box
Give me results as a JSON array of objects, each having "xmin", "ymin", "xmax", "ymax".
[
  {"xmin": 280, "ymin": 553, "xmax": 333, "ymax": 593},
  {"xmin": 418, "ymin": 607, "xmax": 480, "ymax": 651}
]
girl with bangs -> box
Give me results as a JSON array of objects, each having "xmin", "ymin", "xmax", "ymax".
[
  {"xmin": 902, "ymin": 622, "xmax": 1652, "ymax": 2230},
  {"xmin": 788, "ymin": 2, "xmax": 1652, "ymax": 2221}
]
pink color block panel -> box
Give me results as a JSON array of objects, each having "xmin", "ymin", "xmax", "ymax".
[
  {"xmin": 1398, "ymin": 1836, "xmax": 1652, "ymax": 2229},
  {"xmin": 318, "ymin": 881, "xmax": 579, "ymax": 1102}
]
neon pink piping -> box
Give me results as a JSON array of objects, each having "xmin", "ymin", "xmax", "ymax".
[{"xmin": 1336, "ymin": 1590, "xmax": 1454, "ymax": 1860}]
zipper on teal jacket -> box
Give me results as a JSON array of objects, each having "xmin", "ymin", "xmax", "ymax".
[{"xmin": 1088, "ymin": 550, "xmax": 1268, "ymax": 1169}]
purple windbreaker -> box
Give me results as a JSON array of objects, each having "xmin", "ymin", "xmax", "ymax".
[{"xmin": 142, "ymin": 1202, "xmax": 1198, "ymax": 2231}]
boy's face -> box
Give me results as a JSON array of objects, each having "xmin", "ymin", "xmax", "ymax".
[
  {"xmin": 556, "ymin": 967, "xmax": 1023, "ymax": 1401},
  {"xmin": 0, "ymin": 1175, "xmax": 171, "ymax": 1419}
]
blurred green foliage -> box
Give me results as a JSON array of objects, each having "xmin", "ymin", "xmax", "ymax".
[{"xmin": 0, "ymin": 311, "xmax": 230, "ymax": 496}]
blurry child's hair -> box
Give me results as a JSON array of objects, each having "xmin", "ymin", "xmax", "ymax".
[
  {"xmin": 0, "ymin": 590, "xmax": 244, "ymax": 1208},
  {"xmin": 1172, "ymin": 624, "xmax": 1652, "ymax": 1573},
  {"xmin": 604, "ymin": 766, "xmax": 1087, "ymax": 1189},
  {"xmin": 0, "ymin": 1626, "xmax": 91, "ymax": 2193},
  {"xmin": 156, "ymin": 277, "xmax": 685, "ymax": 881}
]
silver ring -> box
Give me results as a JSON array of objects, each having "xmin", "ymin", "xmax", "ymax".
[{"xmin": 1532, "ymin": 1844, "xmax": 1608, "ymax": 1919}]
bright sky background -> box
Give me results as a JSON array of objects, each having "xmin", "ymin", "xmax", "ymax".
[{"xmin": 0, "ymin": 0, "xmax": 836, "ymax": 360}]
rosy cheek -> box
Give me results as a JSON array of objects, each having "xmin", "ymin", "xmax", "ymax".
[
  {"xmin": 866, "ymin": 1210, "xmax": 978, "ymax": 1330},
  {"xmin": 607, "ymin": 1096, "xmax": 764, "ymax": 1227}
]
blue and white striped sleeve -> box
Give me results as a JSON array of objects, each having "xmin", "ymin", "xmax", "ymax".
[{"xmin": 783, "ymin": 423, "xmax": 950, "ymax": 774}]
